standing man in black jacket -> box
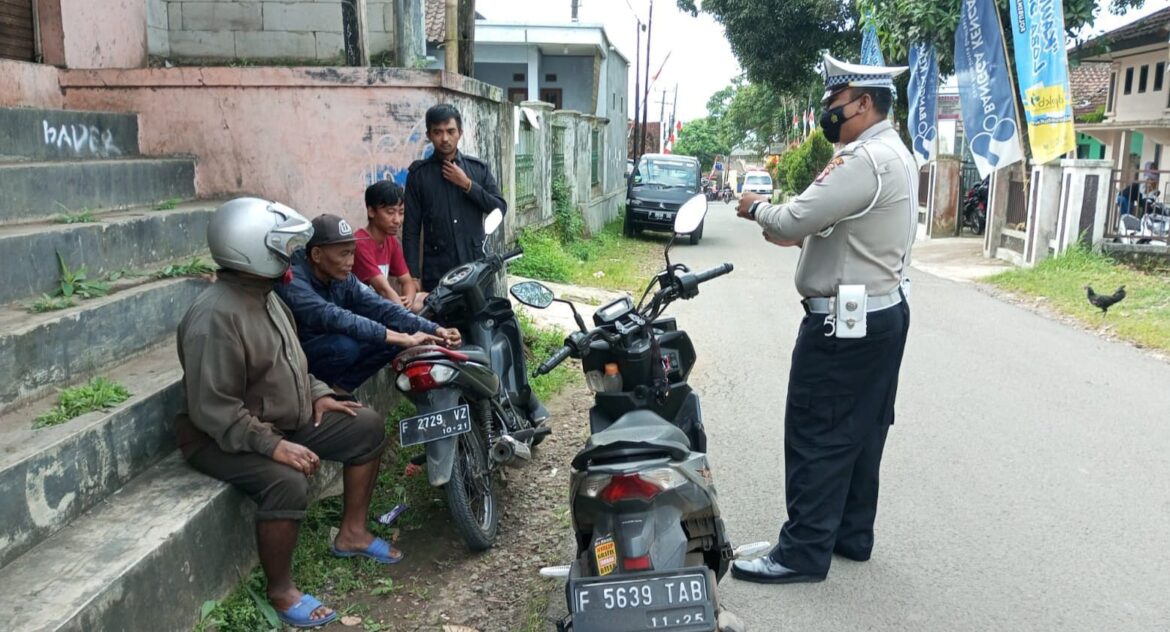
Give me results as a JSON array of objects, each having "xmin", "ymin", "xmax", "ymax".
[
  {"xmin": 403, "ymin": 104, "xmax": 507, "ymax": 291},
  {"xmin": 403, "ymin": 103, "xmax": 548, "ymax": 425}
]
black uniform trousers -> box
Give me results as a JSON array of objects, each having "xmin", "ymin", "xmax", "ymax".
[{"xmin": 772, "ymin": 298, "xmax": 910, "ymax": 575}]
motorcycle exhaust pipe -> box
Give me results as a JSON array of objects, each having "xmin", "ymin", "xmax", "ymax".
[{"xmin": 491, "ymin": 435, "xmax": 531, "ymax": 467}]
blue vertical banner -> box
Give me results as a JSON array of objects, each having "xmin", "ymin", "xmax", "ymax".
[
  {"xmin": 908, "ymin": 43, "xmax": 939, "ymax": 167},
  {"xmin": 861, "ymin": 19, "xmax": 897, "ymax": 102},
  {"xmin": 955, "ymin": 0, "xmax": 1025, "ymax": 179},
  {"xmin": 1008, "ymin": 0, "xmax": 1076, "ymax": 164}
]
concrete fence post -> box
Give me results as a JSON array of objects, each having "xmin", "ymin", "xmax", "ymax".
[
  {"xmin": 984, "ymin": 167, "xmax": 1010, "ymax": 258},
  {"xmin": 1054, "ymin": 159, "xmax": 1114, "ymax": 254},
  {"xmin": 927, "ymin": 156, "xmax": 960, "ymax": 238},
  {"xmin": 1024, "ymin": 161, "xmax": 1063, "ymax": 267}
]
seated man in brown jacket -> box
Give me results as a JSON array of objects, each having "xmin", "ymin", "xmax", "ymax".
[{"xmin": 175, "ymin": 198, "xmax": 407, "ymax": 629}]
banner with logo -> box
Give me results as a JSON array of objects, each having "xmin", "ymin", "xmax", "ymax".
[
  {"xmin": 907, "ymin": 43, "xmax": 939, "ymax": 167},
  {"xmin": 955, "ymin": 0, "xmax": 1025, "ymax": 178},
  {"xmin": 861, "ymin": 20, "xmax": 897, "ymax": 103},
  {"xmin": 1008, "ymin": 0, "xmax": 1076, "ymax": 164}
]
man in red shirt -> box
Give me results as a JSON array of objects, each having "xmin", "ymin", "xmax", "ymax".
[{"xmin": 353, "ymin": 181, "xmax": 427, "ymax": 313}]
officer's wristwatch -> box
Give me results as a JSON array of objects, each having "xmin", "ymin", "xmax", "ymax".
[{"xmin": 748, "ymin": 200, "xmax": 764, "ymax": 220}]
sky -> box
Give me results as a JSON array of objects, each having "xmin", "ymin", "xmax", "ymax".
[{"xmin": 475, "ymin": 0, "xmax": 1167, "ymax": 125}]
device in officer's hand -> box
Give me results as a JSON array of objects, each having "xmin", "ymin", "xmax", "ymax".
[{"xmin": 835, "ymin": 285, "xmax": 867, "ymax": 339}]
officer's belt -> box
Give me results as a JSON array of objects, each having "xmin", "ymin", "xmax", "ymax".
[{"xmin": 802, "ymin": 288, "xmax": 903, "ymax": 315}]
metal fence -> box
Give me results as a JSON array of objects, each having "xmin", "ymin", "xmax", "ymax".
[
  {"xmin": 960, "ymin": 161, "xmax": 981, "ymax": 198},
  {"xmin": 1005, "ymin": 176, "xmax": 1028, "ymax": 229},
  {"xmin": 918, "ymin": 165, "xmax": 930, "ymax": 208},
  {"xmin": 552, "ymin": 125, "xmax": 566, "ymax": 182},
  {"xmin": 515, "ymin": 154, "xmax": 536, "ymax": 209},
  {"xmin": 590, "ymin": 129, "xmax": 600, "ymax": 186},
  {"xmin": 1104, "ymin": 168, "xmax": 1169, "ymax": 241}
]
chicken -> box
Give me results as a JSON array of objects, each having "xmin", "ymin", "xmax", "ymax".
[{"xmin": 1085, "ymin": 285, "xmax": 1126, "ymax": 314}]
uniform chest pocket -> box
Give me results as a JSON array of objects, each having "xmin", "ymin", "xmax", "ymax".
[{"xmin": 785, "ymin": 384, "xmax": 858, "ymax": 448}]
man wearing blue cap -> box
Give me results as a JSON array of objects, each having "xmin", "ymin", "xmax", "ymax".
[{"xmin": 731, "ymin": 54, "xmax": 918, "ymax": 584}]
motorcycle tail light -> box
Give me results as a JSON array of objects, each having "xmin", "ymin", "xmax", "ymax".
[
  {"xmin": 580, "ymin": 468, "xmax": 689, "ymax": 503},
  {"xmin": 623, "ymin": 555, "xmax": 652, "ymax": 571},
  {"xmin": 600, "ymin": 474, "xmax": 662, "ymax": 503},
  {"xmin": 396, "ymin": 363, "xmax": 456, "ymax": 392}
]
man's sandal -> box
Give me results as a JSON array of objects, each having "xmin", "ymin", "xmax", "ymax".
[
  {"xmin": 330, "ymin": 537, "xmax": 404, "ymax": 564},
  {"xmin": 276, "ymin": 594, "xmax": 337, "ymax": 629}
]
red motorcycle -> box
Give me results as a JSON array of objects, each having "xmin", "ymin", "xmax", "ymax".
[{"xmin": 962, "ymin": 178, "xmax": 988, "ymax": 235}]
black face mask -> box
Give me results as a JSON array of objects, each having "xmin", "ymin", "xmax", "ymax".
[{"xmin": 819, "ymin": 95, "xmax": 864, "ymax": 143}]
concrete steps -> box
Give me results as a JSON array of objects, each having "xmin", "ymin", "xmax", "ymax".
[
  {"xmin": 0, "ymin": 275, "xmax": 210, "ymax": 412},
  {"xmin": 0, "ymin": 201, "xmax": 218, "ymax": 305},
  {"xmin": 0, "ymin": 158, "xmax": 196, "ymax": 224},
  {"xmin": 0, "ymin": 344, "xmax": 181, "ymax": 569},
  {"xmin": 0, "ymin": 106, "xmax": 140, "ymax": 162}
]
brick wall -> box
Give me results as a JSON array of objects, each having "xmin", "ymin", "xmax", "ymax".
[{"xmin": 150, "ymin": 1, "xmax": 396, "ymax": 62}]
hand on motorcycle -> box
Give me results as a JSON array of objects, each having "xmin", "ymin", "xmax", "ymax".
[
  {"xmin": 736, "ymin": 193, "xmax": 767, "ymax": 220},
  {"xmin": 435, "ymin": 327, "xmax": 462, "ymax": 348},
  {"xmin": 388, "ymin": 330, "xmax": 445, "ymax": 347}
]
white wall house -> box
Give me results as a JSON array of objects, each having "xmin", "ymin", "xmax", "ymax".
[{"xmin": 1074, "ymin": 7, "xmax": 1170, "ymax": 191}]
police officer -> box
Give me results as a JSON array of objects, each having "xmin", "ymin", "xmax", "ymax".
[
  {"xmin": 730, "ymin": 54, "xmax": 918, "ymax": 584},
  {"xmin": 403, "ymin": 103, "xmax": 507, "ymax": 292}
]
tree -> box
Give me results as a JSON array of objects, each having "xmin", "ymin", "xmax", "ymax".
[
  {"xmin": 676, "ymin": 0, "xmax": 859, "ymax": 91},
  {"xmin": 858, "ymin": 0, "xmax": 1147, "ymax": 77},
  {"xmin": 673, "ymin": 117, "xmax": 732, "ymax": 172},
  {"xmin": 781, "ymin": 131, "xmax": 835, "ymax": 194}
]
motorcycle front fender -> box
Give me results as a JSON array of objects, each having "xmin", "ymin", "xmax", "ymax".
[{"xmin": 408, "ymin": 389, "xmax": 462, "ymax": 486}]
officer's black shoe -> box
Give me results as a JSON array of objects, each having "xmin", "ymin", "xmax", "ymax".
[
  {"xmin": 833, "ymin": 546, "xmax": 871, "ymax": 562},
  {"xmin": 729, "ymin": 557, "xmax": 826, "ymax": 585}
]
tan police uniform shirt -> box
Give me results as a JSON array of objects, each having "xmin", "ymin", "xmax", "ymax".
[{"xmin": 755, "ymin": 121, "xmax": 918, "ymax": 299}]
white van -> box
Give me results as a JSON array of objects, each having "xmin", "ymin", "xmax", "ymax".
[{"xmin": 741, "ymin": 171, "xmax": 773, "ymax": 198}]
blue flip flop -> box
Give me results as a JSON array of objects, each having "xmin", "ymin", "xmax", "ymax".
[
  {"xmin": 277, "ymin": 593, "xmax": 337, "ymax": 629},
  {"xmin": 331, "ymin": 537, "xmax": 404, "ymax": 564}
]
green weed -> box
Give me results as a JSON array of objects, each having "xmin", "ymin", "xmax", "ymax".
[
  {"xmin": 988, "ymin": 242, "xmax": 1170, "ymax": 353},
  {"xmin": 56, "ymin": 252, "xmax": 110, "ymax": 299},
  {"xmin": 29, "ymin": 294, "xmax": 75, "ymax": 313},
  {"xmin": 33, "ymin": 377, "xmax": 131, "ymax": 429},
  {"xmin": 157, "ymin": 257, "xmax": 215, "ymax": 279},
  {"xmin": 154, "ymin": 198, "xmax": 182, "ymax": 211},
  {"xmin": 54, "ymin": 209, "xmax": 97, "ymax": 224}
]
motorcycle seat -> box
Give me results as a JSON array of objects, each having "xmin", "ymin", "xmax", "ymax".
[
  {"xmin": 571, "ymin": 410, "xmax": 691, "ymax": 469},
  {"xmin": 392, "ymin": 344, "xmax": 491, "ymax": 368},
  {"xmin": 457, "ymin": 345, "xmax": 491, "ymax": 365}
]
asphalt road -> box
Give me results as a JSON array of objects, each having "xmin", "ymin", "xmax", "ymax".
[{"xmin": 665, "ymin": 202, "xmax": 1170, "ymax": 631}]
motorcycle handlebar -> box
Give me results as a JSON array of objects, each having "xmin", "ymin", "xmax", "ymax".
[
  {"xmin": 535, "ymin": 345, "xmax": 573, "ymax": 376},
  {"xmin": 692, "ymin": 262, "xmax": 734, "ymax": 285},
  {"xmin": 500, "ymin": 247, "xmax": 524, "ymax": 262}
]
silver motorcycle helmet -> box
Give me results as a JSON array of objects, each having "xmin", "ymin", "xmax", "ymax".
[{"xmin": 207, "ymin": 197, "xmax": 314, "ymax": 278}]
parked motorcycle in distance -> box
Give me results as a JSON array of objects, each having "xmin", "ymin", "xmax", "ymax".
[
  {"xmin": 514, "ymin": 196, "xmax": 768, "ymax": 632},
  {"xmin": 392, "ymin": 209, "xmax": 550, "ymax": 552},
  {"xmin": 961, "ymin": 177, "xmax": 988, "ymax": 236}
]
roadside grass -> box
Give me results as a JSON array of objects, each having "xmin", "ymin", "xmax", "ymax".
[
  {"xmin": 33, "ymin": 377, "xmax": 130, "ymax": 429},
  {"xmin": 511, "ymin": 212, "xmax": 664, "ymax": 296},
  {"xmin": 198, "ymin": 318, "xmax": 574, "ymax": 632},
  {"xmin": 987, "ymin": 243, "xmax": 1170, "ymax": 353}
]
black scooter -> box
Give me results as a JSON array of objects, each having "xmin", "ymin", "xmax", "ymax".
[
  {"xmin": 961, "ymin": 177, "xmax": 988, "ymax": 235},
  {"xmin": 513, "ymin": 197, "xmax": 766, "ymax": 632},
  {"xmin": 393, "ymin": 210, "xmax": 549, "ymax": 551}
]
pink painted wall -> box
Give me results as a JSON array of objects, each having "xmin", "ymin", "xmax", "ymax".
[
  {"xmin": 0, "ymin": 60, "xmax": 63, "ymax": 109},
  {"xmin": 38, "ymin": 0, "xmax": 148, "ymax": 69},
  {"xmin": 60, "ymin": 67, "xmax": 506, "ymax": 229}
]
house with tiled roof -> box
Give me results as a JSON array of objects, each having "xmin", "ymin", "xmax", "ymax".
[{"xmin": 1071, "ymin": 7, "xmax": 1170, "ymax": 187}]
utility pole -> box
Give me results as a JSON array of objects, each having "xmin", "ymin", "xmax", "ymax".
[
  {"xmin": 457, "ymin": 0, "xmax": 475, "ymax": 76},
  {"xmin": 571, "ymin": 0, "xmax": 579, "ymax": 21},
  {"xmin": 632, "ymin": 22, "xmax": 643, "ymax": 162},
  {"xmin": 657, "ymin": 89, "xmax": 667, "ymax": 153},
  {"xmin": 638, "ymin": 0, "xmax": 654, "ymax": 159},
  {"xmin": 668, "ymin": 83, "xmax": 678, "ymax": 151}
]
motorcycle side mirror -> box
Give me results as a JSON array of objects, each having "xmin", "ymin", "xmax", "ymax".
[
  {"xmin": 509, "ymin": 281, "xmax": 555, "ymax": 309},
  {"xmin": 484, "ymin": 208, "xmax": 504, "ymax": 236},
  {"xmin": 673, "ymin": 194, "xmax": 708, "ymax": 235}
]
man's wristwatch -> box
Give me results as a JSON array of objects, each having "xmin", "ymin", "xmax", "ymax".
[{"xmin": 748, "ymin": 200, "xmax": 764, "ymax": 220}]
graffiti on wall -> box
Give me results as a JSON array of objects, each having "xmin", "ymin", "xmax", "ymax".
[
  {"xmin": 356, "ymin": 112, "xmax": 433, "ymax": 190},
  {"xmin": 43, "ymin": 120, "xmax": 122, "ymax": 157}
]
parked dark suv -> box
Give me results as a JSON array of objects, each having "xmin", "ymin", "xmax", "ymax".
[{"xmin": 625, "ymin": 153, "xmax": 704, "ymax": 244}]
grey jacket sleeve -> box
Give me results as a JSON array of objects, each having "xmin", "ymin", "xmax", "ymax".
[
  {"xmin": 755, "ymin": 147, "xmax": 879, "ymax": 241},
  {"xmin": 180, "ymin": 314, "xmax": 283, "ymax": 456}
]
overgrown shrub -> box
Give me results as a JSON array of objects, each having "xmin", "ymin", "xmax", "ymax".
[{"xmin": 783, "ymin": 131, "xmax": 835, "ymax": 194}]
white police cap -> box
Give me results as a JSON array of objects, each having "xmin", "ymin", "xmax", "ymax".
[{"xmin": 821, "ymin": 53, "xmax": 907, "ymax": 102}]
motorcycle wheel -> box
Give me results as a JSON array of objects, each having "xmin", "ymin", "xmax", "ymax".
[
  {"xmin": 447, "ymin": 415, "xmax": 498, "ymax": 551},
  {"xmin": 974, "ymin": 216, "xmax": 986, "ymax": 236}
]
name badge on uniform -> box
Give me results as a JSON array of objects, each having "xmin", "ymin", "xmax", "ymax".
[{"xmin": 834, "ymin": 285, "xmax": 868, "ymax": 339}]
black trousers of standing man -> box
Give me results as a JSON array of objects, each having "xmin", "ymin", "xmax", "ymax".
[{"xmin": 772, "ymin": 297, "xmax": 911, "ymax": 575}]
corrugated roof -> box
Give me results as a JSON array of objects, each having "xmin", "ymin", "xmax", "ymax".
[
  {"xmin": 1074, "ymin": 6, "xmax": 1170, "ymax": 57},
  {"xmin": 1069, "ymin": 62, "xmax": 1111, "ymax": 116},
  {"xmin": 425, "ymin": 0, "xmax": 485, "ymax": 44}
]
